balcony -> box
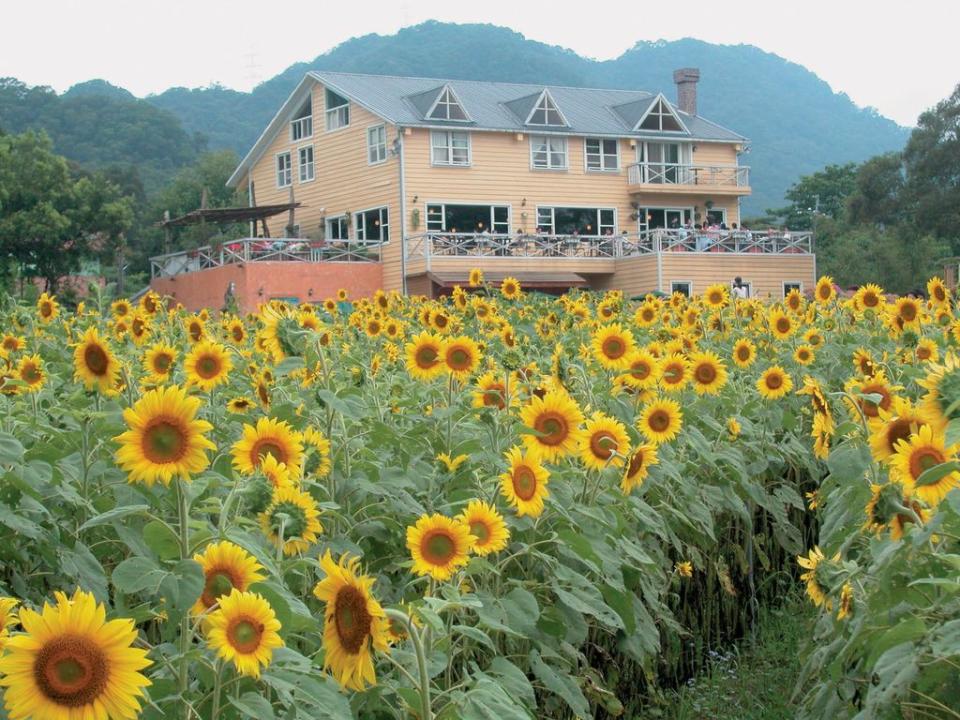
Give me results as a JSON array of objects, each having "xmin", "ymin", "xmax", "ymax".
[{"xmin": 627, "ymin": 162, "xmax": 750, "ymax": 195}]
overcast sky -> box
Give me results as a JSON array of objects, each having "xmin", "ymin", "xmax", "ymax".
[{"xmin": 3, "ymin": 0, "xmax": 956, "ymax": 126}]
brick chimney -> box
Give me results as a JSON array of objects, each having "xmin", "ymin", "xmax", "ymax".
[{"xmin": 673, "ymin": 68, "xmax": 700, "ymax": 116}]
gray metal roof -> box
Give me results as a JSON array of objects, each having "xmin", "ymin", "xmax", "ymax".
[{"xmin": 228, "ymin": 71, "xmax": 747, "ymax": 187}]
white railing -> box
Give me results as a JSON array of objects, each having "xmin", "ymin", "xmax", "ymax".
[
  {"xmin": 627, "ymin": 162, "xmax": 750, "ymax": 187},
  {"xmin": 150, "ymin": 238, "xmax": 382, "ymax": 279},
  {"xmin": 403, "ymin": 230, "xmax": 812, "ymax": 261}
]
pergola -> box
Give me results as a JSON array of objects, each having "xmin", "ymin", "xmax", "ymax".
[{"xmin": 157, "ymin": 203, "xmax": 301, "ymax": 246}]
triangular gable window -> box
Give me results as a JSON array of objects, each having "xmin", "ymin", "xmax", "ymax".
[
  {"xmin": 428, "ymin": 86, "xmax": 470, "ymax": 121},
  {"xmin": 526, "ymin": 90, "xmax": 567, "ymax": 126},
  {"xmin": 638, "ymin": 96, "xmax": 685, "ymax": 132}
]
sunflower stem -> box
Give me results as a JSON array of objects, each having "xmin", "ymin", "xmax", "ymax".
[
  {"xmin": 210, "ymin": 660, "xmax": 224, "ymax": 720},
  {"xmin": 386, "ymin": 608, "xmax": 432, "ymax": 720},
  {"xmin": 175, "ymin": 478, "xmax": 192, "ymax": 718}
]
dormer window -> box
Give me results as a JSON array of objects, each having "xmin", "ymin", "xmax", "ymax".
[
  {"xmin": 428, "ymin": 86, "xmax": 469, "ymax": 121},
  {"xmin": 325, "ymin": 89, "xmax": 350, "ymax": 131},
  {"xmin": 527, "ymin": 90, "xmax": 567, "ymax": 126},
  {"xmin": 638, "ymin": 97, "xmax": 685, "ymax": 132},
  {"xmin": 290, "ymin": 100, "xmax": 312, "ymax": 141}
]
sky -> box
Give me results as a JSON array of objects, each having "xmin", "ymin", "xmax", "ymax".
[{"xmin": 2, "ymin": 0, "xmax": 957, "ymax": 127}]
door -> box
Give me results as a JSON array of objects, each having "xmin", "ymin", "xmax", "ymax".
[{"xmin": 646, "ymin": 142, "xmax": 681, "ymax": 183}]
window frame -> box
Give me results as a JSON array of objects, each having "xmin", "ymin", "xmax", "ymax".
[
  {"xmin": 584, "ymin": 138, "xmax": 620, "ymax": 172},
  {"xmin": 325, "ymin": 215, "xmax": 349, "ymax": 241},
  {"xmin": 298, "ymin": 145, "xmax": 315, "ymax": 183},
  {"xmin": 636, "ymin": 96, "xmax": 688, "ymax": 134},
  {"xmin": 324, "ymin": 88, "xmax": 351, "ymax": 132},
  {"xmin": 430, "ymin": 130, "xmax": 472, "ymax": 167},
  {"xmin": 534, "ymin": 205, "xmax": 617, "ymax": 236},
  {"xmin": 367, "ymin": 125, "xmax": 388, "ymax": 165},
  {"xmin": 425, "ymin": 202, "xmax": 511, "ymax": 234},
  {"xmin": 427, "ymin": 86, "xmax": 471, "ymax": 122},
  {"xmin": 276, "ymin": 151, "xmax": 292, "ymax": 188},
  {"xmin": 671, "ymin": 280, "xmax": 693, "ymax": 297},
  {"xmin": 783, "ymin": 281, "xmax": 804, "ymax": 298},
  {"xmin": 530, "ymin": 135, "xmax": 569, "ymax": 171},
  {"xmin": 353, "ymin": 206, "xmax": 390, "ymax": 243},
  {"xmin": 525, "ymin": 90, "xmax": 568, "ymax": 127}
]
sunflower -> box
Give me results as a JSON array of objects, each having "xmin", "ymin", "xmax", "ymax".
[
  {"xmin": 259, "ymin": 486, "xmax": 323, "ymax": 555},
  {"xmin": 142, "ymin": 342, "xmax": 177, "ymax": 383},
  {"xmin": 844, "ymin": 371, "xmax": 899, "ymax": 420},
  {"xmin": 638, "ymin": 397, "xmax": 683, "ymax": 445},
  {"xmin": 579, "ymin": 412, "xmax": 629, "ymax": 470},
  {"xmin": 658, "ymin": 353, "xmax": 690, "ymax": 392},
  {"xmin": 437, "ymin": 452, "xmax": 469, "ymax": 472},
  {"xmin": 205, "ymin": 589, "xmax": 283, "ymax": 678},
  {"xmin": 499, "ymin": 446, "xmax": 550, "ymax": 517},
  {"xmin": 868, "ymin": 397, "xmax": 933, "ymax": 462},
  {"xmin": 519, "ymin": 390, "xmax": 585, "ymax": 461},
  {"xmin": 731, "ymin": 338, "xmax": 757, "ymax": 368},
  {"xmin": 302, "ymin": 426, "xmax": 332, "ymax": 478},
  {"xmin": 184, "ymin": 340, "xmax": 233, "ymax": 391},
  {"xmin": 1, "ymin": 334, "xmax": 25, "ymax": 354},
  {"xmin": 756, "ymin": 366, "xmax": 793, "ymax": 400},
  {"xmin": 791, "ymin": 344, "xmax": 815, "ymax": 366},
  {"xmin": 16, "ymin": 354, "xmax": 45, "ymax": 393},
  {"xmin": 442, "ymin": 335, "xmax": 481, "ymax": 378},
  {"xmin": 260, "ymin": 453, "xmax": 294, "ymax": 490},
  {"xmin": 890, "ymin": 424, "xmax": 960, "ymax": 506},
  {"xmin": 620, "ymin": 444, "xmax": 659, "ymax": 494},
  {"xmin": 232, "ymin": 416, "xmax": 304, "ymax": 475},
  {"xmin": 405, "ymin": 331, "xmax": 445, "ymax": 381},
  {"xmin": 184, "ymin": 314, "xmax": 206, "ymax": 343},
  {"xmin": 804, "ymin": 328, "xmax": 825, "ymax": 349},
  {"xmin": 633, "ymin": 302, "xmax": 659, "ymax": 327},
  {"xmin": 74, "ymin": 326, "xmax": 121, "ymax": 393},
  {"xmin": 0, "ymin": 597, "xmax": 18, "ymax": 650},
  {"xmin": 111, "ymin": 299, "xmax": 132, "ymax": 318},
  {"xmin": 430, "ymin": 310, "xmax": 452, "ymax": 333},
  {"xmin": 313, "ymin": 551, "xmax": 390, "ymax": 691},
  {"xmin": 727, "ymin": 417, "xmax": 742, "ymax": 437},
  {"xmin": 621, "ymin": 349, "xmax": 660, "ymax": 390},
  {"xmin": 114, "ymin": 385, "xmax": 215, "ymax": 487},
  {"xmin": 406, "ymin": 513, "xmax": 474, "ymax": 581},
  {"xmin": 468, "ymin": 268, "xmax": 484, "ymax": 287},
  {"xmin": 915, "ymin": 338, "xmax": 939, "ymax": 364},
  {"xmin": 814, "ymin": 276, "xmax": 836, "ymax": 304},
  {"xmin": 592, "ymin": 324, "xmax": 635, "ymax": 370},
  {"xmin": 457, "ymin": 500, "xmax": 510, "ymax": 555},
  {"xmin": 364, "ymin": 316, "xmax": 383, "ymax": 337},
  {"xmin": 227, "ymin": 396, "xmax": 255, "ymax": 413},
  {"xmin": 226, "ymin": 318, "xmax": 247, "ymax": 344},
  {"xmin": 36, "ymin": 292, "xmax": 59, "ymax": 323},
  {"xmin": 768, "ymin": 308, "xmax": 795, "ymax": 339},
  {"xmin": 500, "ymin": 276, "xmax": 522, "ymax": 300},
  {"xmin": 140, "ymin": 290, "xmax": 161, "ymax": 315},
  {"xmin": 797, "ymin": 376, "xmax": 835, "ymax": 435},
  {"xmin": 192, "ymin": 541, "xmax": 266, "ymax": 615},
  {"xmin": 927, "ymin": 277, "xmax": 950, "ymax": 306},
  {"xmin": 797, "ymin": 546, "xmax": 830, "ymax": 608},
  {"xmin": 854, "ymin": 283, "xmax": 884, "ymax": 311},
  {"xmin": 472, "ymin": 371, "xmax": 513, "ymax": 410},
  {"xmin": 703, "ymin": 283, "xmax": 729, "ymax": 309},
  {"xmin": 894, "ymin": 296, "xmax": 922, "ymax": 327},
  {"xmin": 0, "ymin": 588, "xmax": 151, "ymax": 720},
  {"xmin": 688, "ymin": 351, "xmax": 728, "ymax": 395},
  {"xmin": 784, "ymin": 288, "xmax": 804, "ymax": 314}
]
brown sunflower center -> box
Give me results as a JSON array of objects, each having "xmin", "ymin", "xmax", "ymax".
[
  {"xmin": 483, "ymin": 384, "xmax": 507, "ymax": 409},
  {"xmin": 21, "ymin": 363, "xmax": 42, "ymax": 384},
  {"xmin": 84, "ymin": 344, "xmax": 109, "ymax": 376},
  {"xmin": 590, "ymin": 431, "xmax": 617, "ymax": 459},
  {"xmin": 153, "ymin": 353, "xmax": 172, "ymax": 373},
  {"xmin": 33, "ymin": 634, "xmax": 109, "ymax": 707},
  {"xmin": 910, "ymin": 448, "xmax": 945, "ymax": 478},
  {"xmin": 415, "ymin": 344, "xmax": 439, "ymax": 369},
  {"xmin": 368, "ymin": 321, "xmax": 381, "ymax": 334},
  {"xmin": 694, "ymin": 363, "xmax": 717, "ymax": 385},
  {"xmin": 863, "ymin": 292, "xmax": 879, "ymax": 308},
  {"xmin": 642, "ymin": 309, "xmax": 655, "ymax": 322},
  {"xmin": 447, "ymin": 347, "xmax": 471, "ymax": 370},
  {"xmin": 227, "ymin": 617, "xmax": 264, "ymax": 654},
  {"xmin": 252, "ymin": 440, "xmax": 286, "ymax": 465},
  {"xmin": 775, "ymin": 318, "xmax": 791, "ymax": 334},
  {"xmin": 647, "ymin": 409, "xmax": 671, "ymax": 433},
  {"xmin": 736, "ymin": 345, "xmax": 751, "ymax": 361},
  {"xmin": 468, "ymin": 520, "xmax": 491, "ymax": 545},
  {"xmin": 626, "ymin": 450, "xmax": 646, "ymax": 478},
  {"xmin": 818, "ymin": 284, "xmax": 832, "ymax": 300},
  {"xmin": 631, "ymin": 361, "xmax": 652, "ymax": 380},
  {"xmin": 535, "ymin": 412, "xmax": 569, "ymax": 446},
  {"xmin": 422, "ymin": 530, "xmax": 456, "ymax": 565},
  {"xmin": 765, "ymin": 373, "xmax": 784, "ymax": 390},
  {"xmin": 662, "ymin": 363, "xmax": 685, "ymax": 384},
  {"xmin": 189, "ymin": 323, "xmax": 203, "ymax": 342},
  {"xmin": 202, "ymin": 570, "xmax": 239, "ymax": 607},
  {"xmin": 195, "ymin": 354, "xmax": 221, "ymax": 379},
  {"xmin": 861, "ymin": 385, "xmax": 891, "ymax": 418},
  {"xmin": 232, "ymin": 327, "xmax": 244, "ymax": 342},
  {"xmin": 885, "ymin": 419, "xmax": 916, "ymax": 454},
  {"xmin": 900, "ymin": 303, "xmax": 917, "ymax": 321},
  {"xmin": 334, "ymin": 585, "xmax": 373, "ymax": 655},
  {"xmin": 513, "ymin": 466, "xmax": 538, "ymax": 500},
  {"xmin": 917, "ymin": 346, "xmax": 931, "ymax": 360},
  {"xmin": 602, "ymin": 336, "xmax": 626, "ymax": 360},
  {"xmin": 40, "ymin": 302, "xmax": 53, "ymax": 318},
  {"xmin": 142, "ymin": 419, "xmax": 188, "ymax": 464}
]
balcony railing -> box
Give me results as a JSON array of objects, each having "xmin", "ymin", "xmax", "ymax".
[
  {"xmin": 405, "ymin": 229, "xmax": 811, "ymax": 261},
  {"xmin": 627, "ymin": 162, "xmax": 750, "ymax": 188},
  {"xmin": 150, "ymin": 238, "xmax": 382, "ymax": 280}
]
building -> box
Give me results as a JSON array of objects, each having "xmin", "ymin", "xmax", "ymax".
[{"xmin": 150, "ymin": 69, "xmax": 815, "ymax": 310}]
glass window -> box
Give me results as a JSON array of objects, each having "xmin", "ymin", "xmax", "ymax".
[
  {"xmin": 585, "ymin": 138, "xmax": 619, "ymax": 171},
  {"xmin": 531, "ymin": 136, "xmax": 567, "ymax": 169},
  {"xmin": 276, "ymin": 152, "xmax": 292, "ymax": 188},
  {"xmin": 428, "ymin": 87, "xmax": 469, "ymax": 121},
  {"xmin": 640, "ymin": 98, "xmax": 684, "ymax": 132},
  {"xmin": 425, "ymin": 204, "xmax": 509, "ymax": 233},
  {"xmin": 367, "ymin": 126, "xmax": 387, "ymax": 164},
  {"xmin": 537, "ymin": 207, "xmax": 615, "ymax": 235},
  {"xmin": 291, "ymin": 100, "xmax": 313, "ymax": 141},
  {"xmin": 355, "ymin": 207, "xmax": 389, "ymax": 242},
  {"xmin": 528, "ymin": 91, "xmax": 566, "ymax": 126},
  {"xmin": 430, "ymin": 131, "xmax": 470, "ymax": 166},
  {"xmin": 671, "ymin": 281, "xmax": 692, "ymax": 297},
  {"xmin": 326, "ymin": 216, "xmax": 348, "ymax": 240},
  {"xmin": 298, "ymin": 146, "xmax": 314, "ymax": 183},
  {"xmin": 536, "ymin": 207, "xmax": 554, "ymax": 234},
  {"xmin": 783, "ymin": 282, "xmax": 803, "ymax": 297},
  {"xmin": 325, "ymin": 89, "xmax": 350, "ymax": 131},
  {"xmin": 706, "ymin": 209, "xmax": 727, "ymax": 227}
]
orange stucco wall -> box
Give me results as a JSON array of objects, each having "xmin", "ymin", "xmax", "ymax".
[{"xmin": 151, "ymin": 262, "xmax": 383, "ymax": 313}]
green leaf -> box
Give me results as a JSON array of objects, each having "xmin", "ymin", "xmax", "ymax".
[
  {"xmin": 0, "ymin": 433, "xmax": 25, "ymax": 464},
  {"xmin": 112, "ymin": 557, "xmax": 166, "ymax": 594},
  {"xmin": 79, "ymin": 504, "xmax": 149, "ymax": 531},
  {"xmin": 529, "ymin": 649, "xmax": 590, "ymax": 718},
  {"xmin": 228, "ymin": 692, "xmax": 276, "ymax": 720},
  {"xmin": 274, "ymin": 357, "xmax": 305, "ymax": 377},
  {"xmin": 143, "ymin": 520, "xmax": 180, "ymax": 560},
  {"xmin": 462, "ymin": 678, "xmax": 534, "ymax": 720},
  {"xmin": 452, "ymin": 624, "xmax": 496, "ymax": 652},
  {"xmin": 915, "ymin": 460, "xmax": 960, "ymax": 488}
]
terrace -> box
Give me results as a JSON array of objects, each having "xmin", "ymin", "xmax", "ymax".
[{"xmin": 626, "ymin": 162, "xmax": 751, "ymax": 195}]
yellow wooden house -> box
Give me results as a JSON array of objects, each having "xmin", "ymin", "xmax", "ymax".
[{"xmin": 216, "ymin": 68, "xmax": 815, "ymax": 301}]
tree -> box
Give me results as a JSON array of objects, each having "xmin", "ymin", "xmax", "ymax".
[
  {"xmin": 766, "ymin": 163, "xmax": 858, "ymax": 230},
  {"xmin": 846, "ymin": 152, "xmax": 905, "ymax": 227},
  {"xmin": 0, "ymin": 130, "xmax": 133, "ymax": 291}
]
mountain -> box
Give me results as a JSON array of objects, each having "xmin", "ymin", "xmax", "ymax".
[{"xmin": 146, "ymin": 22, "xmax": 910, "ymax": 214}]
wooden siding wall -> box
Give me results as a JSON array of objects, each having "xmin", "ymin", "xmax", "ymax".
[
  {"xmin": 659, "ymin": 254, "xmax": 816, "ymax": 299},
  {"xmin": 599, "ymin": 255, "xmax": 659, "ymax": 296},
  {"xmin": 245, "ymin": 81, "xmax": 404, "ymax": 289}
]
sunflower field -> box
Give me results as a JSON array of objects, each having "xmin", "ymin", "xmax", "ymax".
[{"xmin": 0, "ymin": 275, "xmax": 959, "ymax": 720}]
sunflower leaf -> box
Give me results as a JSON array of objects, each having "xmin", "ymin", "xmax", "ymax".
[{"xmin": 915, "ymin": 461, "xmax": 960, "ymax": 488}]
